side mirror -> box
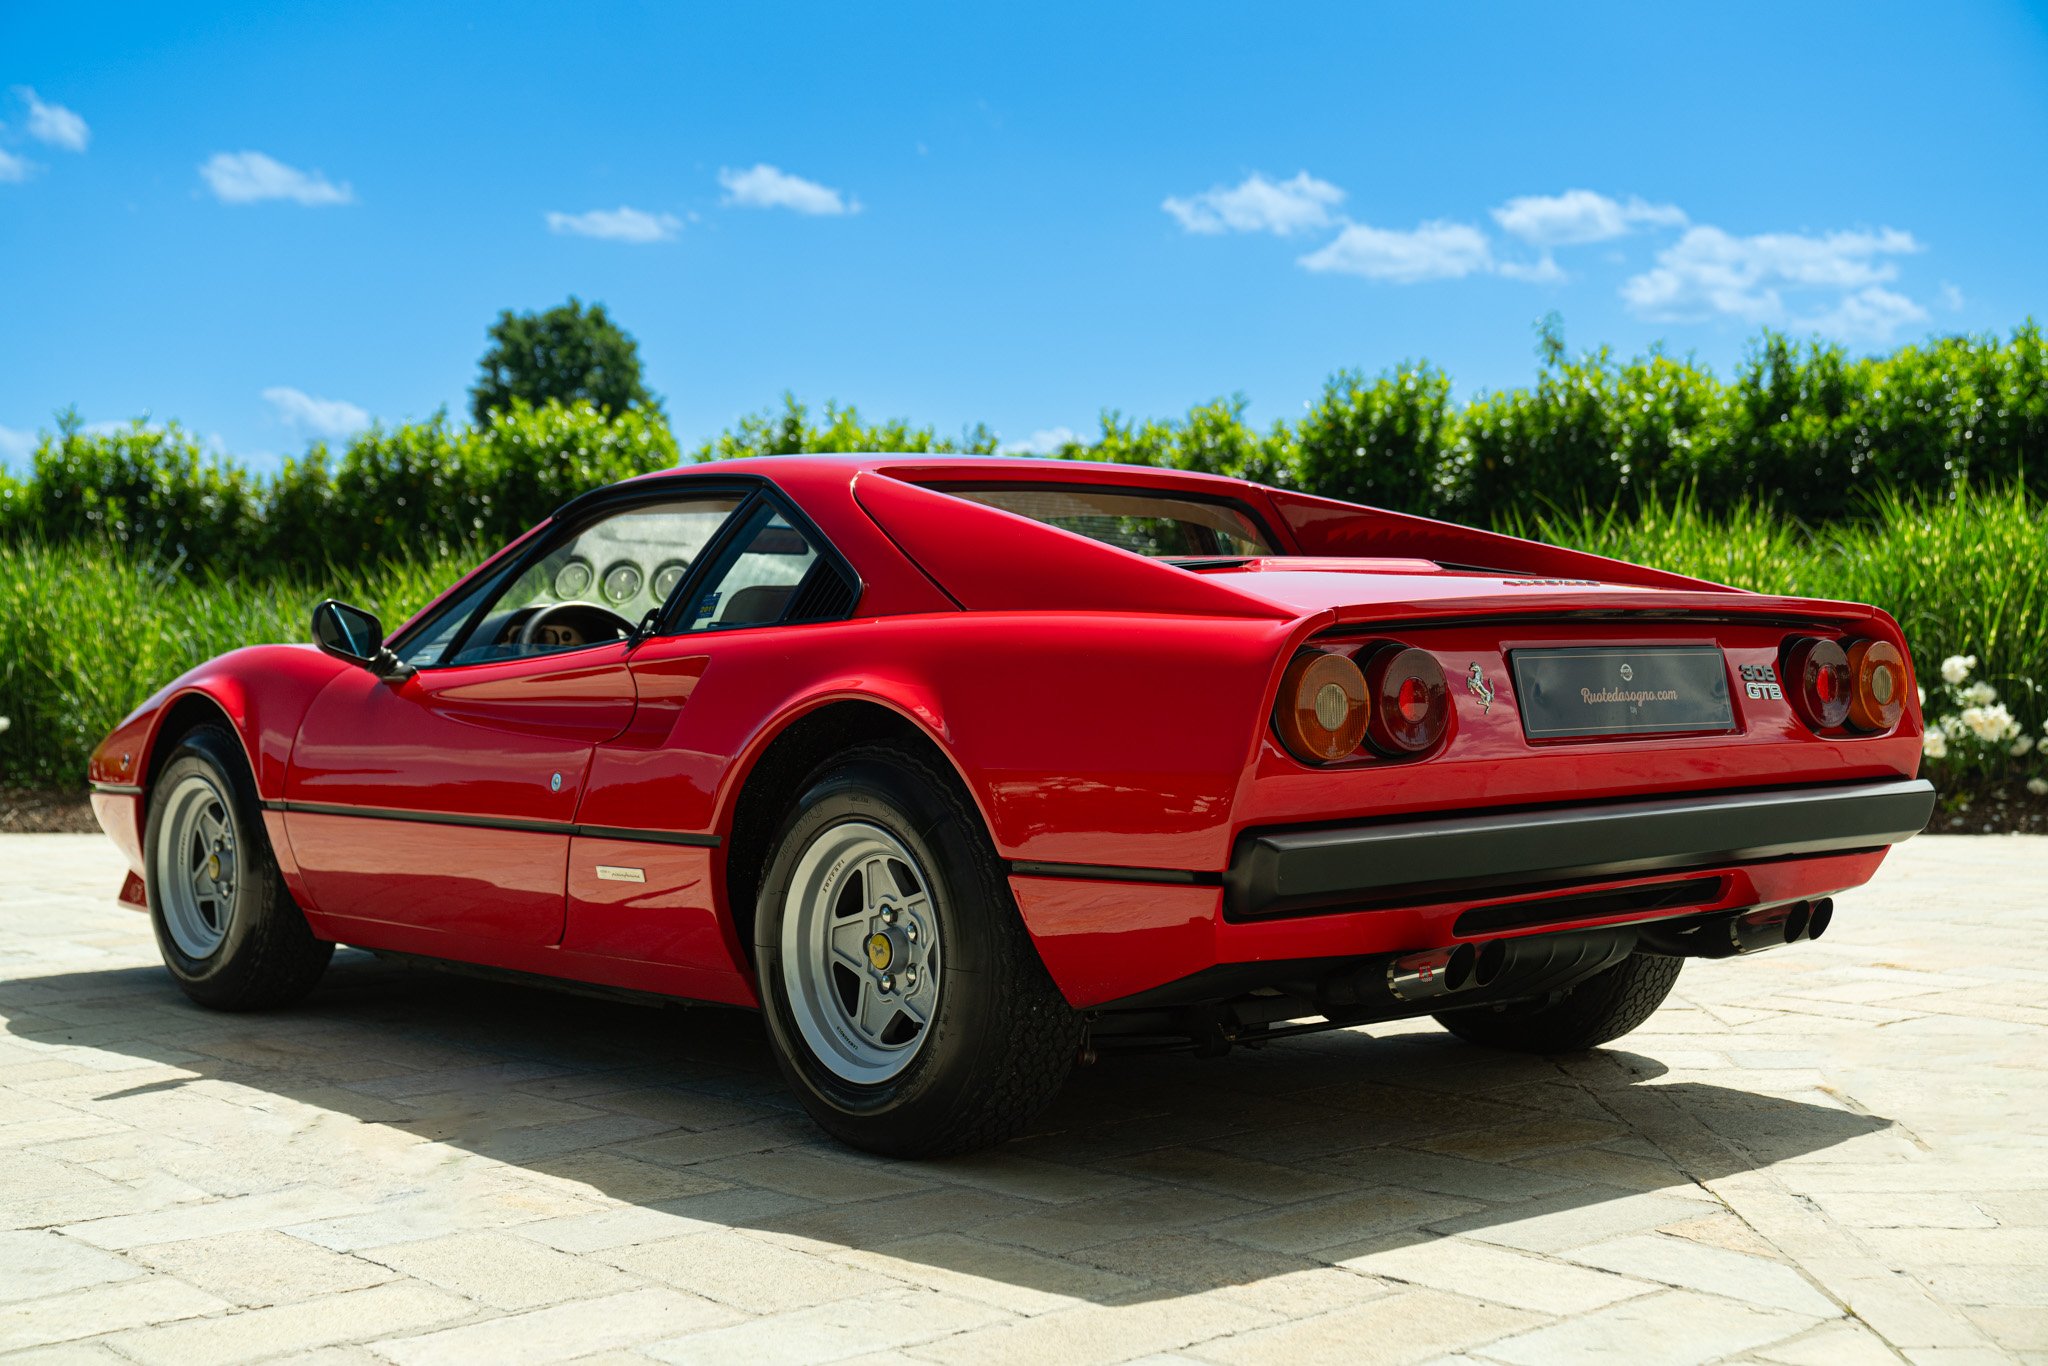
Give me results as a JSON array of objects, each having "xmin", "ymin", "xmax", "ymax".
[{"xmin": 312, "ymin": 600, "xmax": 414, "ymax": 680}]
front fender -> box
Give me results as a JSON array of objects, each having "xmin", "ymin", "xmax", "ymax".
[{"xmin": 88, "ymin": 645, "xmax": 352, "ymax": 848}]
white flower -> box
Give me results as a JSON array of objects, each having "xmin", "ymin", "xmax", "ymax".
[
  {"xmin": 2030, "ymin": 777, "xmax": 2048, "ymax": 797},
  {"xmin": 2014, "ymin": 734, "xmax": 2037, "ymax": 757},
  {"xmin": 0, "ymin": 716, "xmax": 9, "ymax": 734},
  {"xmin": 1939, "ymin": 654, "xmax": 1977, "ymax": 684},
  {"xmin": 1941, "ymin": 714, "xmax": 1969, "ymax": 740},
  {"xmin": 1961, "ymin": 680, "xmax": 1998, "ymax": 706},
  {"xmin": 1922, "ymin": 730, "xmax": 1948, "ymax": 760},
  {"xmin": 1960, "ymin": 703, "xmax": 2019, "ymax": 744}
]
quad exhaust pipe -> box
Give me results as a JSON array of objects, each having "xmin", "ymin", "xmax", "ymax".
[
  {"xmin": 1386, "ymin": 939, "xmax": 1508, "ymax": 1002},
  {"xmin": 1317, "ymin": 896, "xmax": 1834, "ymax": 1013},
  {"xmin": 1321, "ymin": 938, "xmax": 1509, "ymax": 1007},
  {"xmin": 1639, "ymin": 898, "xmax": 1834, "ymax": 959}
]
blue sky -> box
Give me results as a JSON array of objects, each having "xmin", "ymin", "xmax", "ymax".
[{"xmin": 4, "ymin": 2, "xmax": 2046, "ymax": 470}]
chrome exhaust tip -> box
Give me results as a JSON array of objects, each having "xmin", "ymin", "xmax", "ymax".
[
  {"xmin": 1386, "ymin": 943, "xmax": 1478, "ymax": 1001},
  {"xmin": 1805, "ymin": 897, "xmax": 1834, "ymax": 941},
  {"xmin": 1472, "ymin": 938, "xmax": 1507, "ymax": 989}
]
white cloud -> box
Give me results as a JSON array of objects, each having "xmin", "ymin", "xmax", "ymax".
[
  {"xmin": 1497, "ymin": 254, "xmax": 1566, "ymax": 284},
  {"xmin": 1798, "ymin": 286, "xmax": 1929, "ymax": 344},
  {"xmin": 0, "ymin": 146, "xmax": 31, "ymax": 182},
  {"xmin": 200, "ymin": 151, "xmax": 353, "ymax": 206},
  {"xmin": 17, "ymin": 87, "xmax": 88, "ymax": 152},
  {"xmin": 545, "ymin": 206, "xmax": 680, "ymax": 243},
  {"xmin": 1002, "ymin": 426, "xmax": 1080, "ymax": 455},
  {"xmin": 718, "ymin": 163, "xmax": 857, "ymax": 215},
  {"xmin": 0, "ymin": 423, "xmax": 35, "ymax": 463},
  {"xmin": 1940, "ymin": 281, "xmax": 1965, "ymax": 311},
  {"xmin": 1622, "ymin": 225, "xmax": 1923, "ymax": 327},
  {"xmin": 1298, "ymin": 220, "xmax": 1492, "ymax": 283},
  {"xmin": 1163, "ymin": 172, "xmax": 1345, "ymax": 237},
  {"xmin": 1492, "ymin": 189, "xmax": 1685, "ymax": 246},
  {"xmin": 264, "ymin": 386, "xmax": 370, "ymax": 437}
]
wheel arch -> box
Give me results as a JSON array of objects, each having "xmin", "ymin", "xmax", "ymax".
[
  {"xmin": 720, "ymin": 694, "xmax": 989, "ymax": 971},
  {"xmin": 144, "ymin": 691, "xmax": 250, "ymax": 798}
]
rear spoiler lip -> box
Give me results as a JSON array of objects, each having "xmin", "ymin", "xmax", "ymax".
[{"xmin": 1314, "ymin": 593, "xmax": 1881, "ymax": 634}]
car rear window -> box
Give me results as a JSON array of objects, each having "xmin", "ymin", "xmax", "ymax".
[{"xmin": 936, "ymin": 485, "xmax": 1276, "ymax": 558}]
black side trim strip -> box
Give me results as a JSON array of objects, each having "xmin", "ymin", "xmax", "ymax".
[
  {"xmin": 91, "ymin": 782, "xmax": 144, "ymax": 797},
  {"xmin": 1008, "ymin": 860, "xmax": 1220, "ymax": 887},
  {"xmin": 576, "ymin": 824, "xmax": 721, "ymax": 848},
  {"xmin": 265, "ymin": 800, "xmax": 720, "ymax": 847}
]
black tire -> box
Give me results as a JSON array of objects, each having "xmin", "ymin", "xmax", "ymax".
[
  {"xmin": 1433, "ymin": 952, "xmax": 1682, "ymax": 1053},
  {"xmin": 143, "ymin": 726, "xmax": 333, "ymax": 1011},
  {"xmin": 753, "ymin": 743, "xmax": 1083, "ymax": 1157}
]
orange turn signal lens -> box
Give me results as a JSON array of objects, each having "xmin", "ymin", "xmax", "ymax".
[
  {"xmin": 1363, "ymin": 645, "xmax": 1450, "ymax": 755},
  {"xmin": 1846, "ymin": 638, "xmax": 1906, "ymax": 732},
  {"xmin": 1276, "ymin": 651, "xmax": 1370, "ymax": 763}
]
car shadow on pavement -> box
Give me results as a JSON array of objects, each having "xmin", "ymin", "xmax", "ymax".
[{"xmin": 2, "ymin": 948, "xmax": 1894, "ymax": 1305}]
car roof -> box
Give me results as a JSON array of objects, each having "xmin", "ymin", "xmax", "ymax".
[{"xmin": 601, "ymin": 451, "xmax": 1267, "ymax": 499}]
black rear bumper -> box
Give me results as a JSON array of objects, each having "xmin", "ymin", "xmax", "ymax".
[{"xmin": 1224, "ymin": 777, "xmax": 1935, "ymax": 919}]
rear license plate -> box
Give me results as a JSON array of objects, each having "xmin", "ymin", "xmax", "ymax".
[{"xmin": 1509, "ymin": 645, "xmax": 1735, "ymax": 740}]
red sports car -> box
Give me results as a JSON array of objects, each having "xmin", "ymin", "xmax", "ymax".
[{"xmin": 88, "ymin": 455, "xmax": 1934, "ymax": 1155}]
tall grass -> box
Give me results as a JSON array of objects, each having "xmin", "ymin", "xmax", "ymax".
[
  {"xmin": 0, "ymin": 544, "xmax": 471, "ymax": 786},
  {"xmin": 2, "ymin": 487, "xmax": 2041, "ymax": 792},
  {"xmin": 1519, "ymin": 485, "xmax": 2047, "ymax": 705}
]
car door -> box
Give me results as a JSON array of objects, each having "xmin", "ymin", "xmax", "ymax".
[
  {"xmin": 564, "ymin": 495, "xmax": 859, "ymax": 991},
  {"xmin": 283, "ymin": 491, "xmax": 745, "ymax": 950}
]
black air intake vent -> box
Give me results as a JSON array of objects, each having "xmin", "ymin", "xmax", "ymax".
[{"xmin": 785, "ymin": 564, "xmax": 859, "ymax": 622}]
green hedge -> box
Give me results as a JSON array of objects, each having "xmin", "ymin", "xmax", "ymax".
[{"xmin": 2, "ymin": 325, "xmax": 2043, "ymax": 579}]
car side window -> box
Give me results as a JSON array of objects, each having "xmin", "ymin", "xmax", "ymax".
[
  {"xmin": 416, "ymin": 496, "xmax": 742, "ymax": 668},
  {"xmin": 675, "ymin": 503, "xmax": 823, "ymax": 632}
]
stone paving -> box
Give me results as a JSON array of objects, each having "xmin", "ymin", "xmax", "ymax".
[{"xmin": 1, "ymin": 832, "xmax": 2044, "ymax": 1365}]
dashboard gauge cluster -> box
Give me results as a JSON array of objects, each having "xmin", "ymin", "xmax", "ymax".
[
  {"xmin": 602, "ymin": 561, "xmax": 643, "ymax": 605},
  {"xmin": 553, "ymin": 558, "xmax": 595, "ymax": 599},
  {"xmin": 652, "ymin": 560, "xmax": 689, "ymax": 601}
]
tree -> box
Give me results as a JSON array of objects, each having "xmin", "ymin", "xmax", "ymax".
[{"xmin": 470, "ymin": 298, "xmax": 660, "ymax": 424}]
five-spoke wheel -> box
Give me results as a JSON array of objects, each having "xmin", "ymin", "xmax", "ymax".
[
  {"xmin": 153, "ymin": 772, "xmax": 239, "ymax": 959},
  {"xmin": 143, "ymin": 726, "xmax": 333, "ymax": 1010},
  {"xmin": 754, "ymin": 744, "xmax": 1083, "ymax": 1156},
  {"xmin": 781, "ymin": 822, "xmax": 942, "ymax": 1084}
]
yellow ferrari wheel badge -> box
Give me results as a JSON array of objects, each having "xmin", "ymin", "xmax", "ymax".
[{"xmin": 865, "ymin": 933, "xmax": 893, "ymax": 971}]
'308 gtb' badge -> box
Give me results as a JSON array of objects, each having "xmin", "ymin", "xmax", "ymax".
[
  {"xmin": 1739, "ymin": 662, "xmax": 1784, "ymax": 700},
  {"xmin": 1466, "ymin": 663, "xmax": 1496, "ymax": 714}
]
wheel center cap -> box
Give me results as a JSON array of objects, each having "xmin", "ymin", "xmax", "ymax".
[
  {"xmin": 207, "ymin": 854, "xmax": 220, "ymax": 880},
  {"xmin": 866, "ymin": 926, "xmax": 912, "ymax": 973}
]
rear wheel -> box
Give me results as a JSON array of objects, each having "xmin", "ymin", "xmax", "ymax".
[
  {"xmin": 754, "ymin": 744, "xmax": 1082, "ymax": 1157},
  {"xmin": 144, "ymin": 726, "xmax": 332, "ymax": 1010},
  {"xmin": 1433, "ymin": 951, "xmax": 1682, "ymax": 1053}
]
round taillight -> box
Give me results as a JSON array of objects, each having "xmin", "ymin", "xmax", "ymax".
[
  {"xmin": 1275, "ymin": 651, "xmax": 1369, "ymax": 763},
  {"xmin": 1364, "ymin": 646, "xmax": 1450, "ymax": 754},
  {"xmin": 1846, "ymin": 638, "xmax": 1906, "ymax": 732},
  {"xmin": 1784, "ymin": 637, "xmax": 1851, "ymax": 731}
]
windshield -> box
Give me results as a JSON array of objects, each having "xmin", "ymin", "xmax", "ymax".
[{"xmin": 938, "ymin": 485, "xmax": 1276, "ymax": 558}]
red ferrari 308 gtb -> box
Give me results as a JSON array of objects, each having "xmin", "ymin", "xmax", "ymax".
[{"xmin": 88, "ymin": 456, "xmax": 1934, "ymax": 1155}]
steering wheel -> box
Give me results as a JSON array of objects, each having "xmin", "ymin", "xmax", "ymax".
[{"xmin": 517, "ymin": 600, "xmax": 637, "ymax": 647}]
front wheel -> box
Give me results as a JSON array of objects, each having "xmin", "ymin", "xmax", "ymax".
[
  {"xmin": 143, "ymin": 726, "xmax": 333, "ymax": 1010},
  {"xmin": 1433, "ymin": 951, "xmax": 1682, "ymax": 1053},
  {"xmin": 754, "ymin": 744, "xmax": 1083, "ymax": 1157}
]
